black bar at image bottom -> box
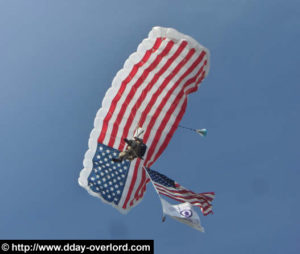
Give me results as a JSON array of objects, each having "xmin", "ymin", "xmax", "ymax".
[{"xmin": 0, "ymin": 240, "xmax": 154, "ymax": 254}]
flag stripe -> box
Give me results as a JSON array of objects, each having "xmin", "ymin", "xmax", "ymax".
[
  {"xmin": 112, "ymin": 40, "xmax": 189, "ymax": 151},
  {"xmin": 157, "ymin": 191, "xmax": 213, "ymax": 215},
  {"xmin": 118, "ymin": 41, "xmax": 188, "ymax": 151},
  {"xmin": 174, "ymin": 184, "xmax": 215, "ymax": 202},
  {"xmin": 129, "ymin": 54, "xmax": 198, "ymax": 204},
  {"xmin": 156, "ymin": 187, "xmax": 212, "ymax": 207},
  {"xmin": 132, "ymin": 51, "xmax": 207, "ymax": 201},
  {"xmin": 135, "ymin": 98, "xmax": 187, "ymax": 201},
  {"xmin": 123, "ymin": 49, "xmax": 201, "ymax": 208},
  {"xmin": 108, "ymin": 40, "xmax": 176, "ymax": 148},
  {"xmin": 131, "ymin": 52, "xmax": 208, "ymax": 205},
  {"xmin": 146, "ymin": 58, "xmax": 208, "ymax": 167},
  {"xmin": 116, "ymin": 41, "xmax": 193, "ymax": 209},
  {"xmin": 155, "ymin": 184, "xmax": 213, "ymax": 204},
  {"xmin": 155, "ymin": 186, "xmax": 212, "ymax": 203},
  {"xmin": 97, "ymin": 37, "xmax": 163, "ymax": 144},
  {"xmin": 121, "ymin": 45, "xmax": 198, "ymax": 208},
  {"xmin": 103, "ymin": 39, "xmax": 174, "ymax": 147}
]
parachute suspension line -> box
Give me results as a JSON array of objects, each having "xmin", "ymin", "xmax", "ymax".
[{"xmin": 178, "ymin": 125, "xmax": 207, "ymax": 137}]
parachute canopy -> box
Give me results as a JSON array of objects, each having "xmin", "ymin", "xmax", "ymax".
[{"xmin": 79, "ymin": 27, "xmax": 210, "ymax": 213}]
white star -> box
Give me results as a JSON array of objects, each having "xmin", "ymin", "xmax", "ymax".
[
  {"xmin": 91, "ymin": 177, "xmax": 95, "ymax": 181},
  {"xmin": 117, "ymin": 190, "xmax": 120, "ymax": 194},
  {"xmin": 99, "ymin": 147, "xmax": 103, "ymax": 151},
  {"xmin": 108, "ymin": 195, "xmax": 111, "ymax": 198},
  {"xmin": 120, "ymin": 182, "xmax": 123, "ymax": 186},
  {"xmin": 104, "ymin": 184, "xmax": 108, "ymax": 187},
  {"xmin": 119, "ymin": 169, "xmax": 123, "ymax": 173},
  {"xmin": 102, "ymin": 152, "xmax": 106, "ymax": 156},
  {"xmin": 121, "ymin": 174, "xmax": 125, "ymax": 178},
  {"xmin": 97, "ymin": 155, "xmax": 101, "ymax": 159},
  {"xmin": 115, "ymin": 184, "xmax": 119, "ymax": 189},
  {"xmin": 107, "ymin": 175, "xmax": 111, "ymax": 179},
  {"xmin": 97, "ymin": 180, "xmax": 101, "ymax": 184},
  {"xmin": 117, "ymin": 176, "xmax": 121, "ymax": 180},
  {"xmin": 106, "ymin": 150, "xmax": 110, "ymax": 153},
  {"xmin": 100, "ymin": 172, "xmax": 104, "ymax": 176},
  {"xmin": 104, "ymin": 158, "xmax": 108, "ymax": 162},
  {"xmin": 113, "ymin": 179, "xmax": 116, "ymax": 183},
  {"xmin": 102, "ymin": 178, "xmax": 106, "ymax": 182},
  {"xmin": 110, "ymin": 187, "xmax": 114, "ymax": 191},
  {"xmin": 109, "ymin": 181, "xmax": 112, "ymax": 185}
]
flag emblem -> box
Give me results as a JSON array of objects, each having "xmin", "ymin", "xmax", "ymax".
[{"xmin": 180, "ymin": 209, "xmax": 193, "ymax": 218}]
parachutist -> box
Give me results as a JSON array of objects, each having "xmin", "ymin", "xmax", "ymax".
[{"xmin": 112, "ymin": 137, "xmax": 147, "ymax": 162}]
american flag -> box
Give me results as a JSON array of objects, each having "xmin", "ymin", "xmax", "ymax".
[
  {"xmin": 87, "ymin": 143, "xmax": 130, "ymax": 206},
  {"xmin": 146, "ymin": 167, "xmax": 215, "ymax": 216},
  {"xmin": 79, "ymin": 27, "xmax": 210, "ymax": 213}
]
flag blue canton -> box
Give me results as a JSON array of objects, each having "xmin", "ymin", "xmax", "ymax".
[
  {"xmin": 88, "ymin": 143, "xmax": 130, "ymax": 205},
  {"xmin": 146, "ymin": 168, "xmax": 176, "ymax": 188}
]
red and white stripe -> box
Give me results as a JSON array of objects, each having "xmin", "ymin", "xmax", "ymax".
[
  {"xmin": 155, "ymin": 182, "xmax": 215, "ymax": 216},
  {"xmin": 80, "ymin": 27, "xmax": 210, "ymax": 213}
]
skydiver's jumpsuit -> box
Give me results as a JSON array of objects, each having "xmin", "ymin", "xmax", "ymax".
[{"xmin": 114, "ymin": 137, "xmax": 147, "ymax": 162}]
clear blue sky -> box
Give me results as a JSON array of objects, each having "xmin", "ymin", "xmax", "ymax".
[{"xmin": 0, "ymin": 0, "xmax": 299, "ymax": 253}]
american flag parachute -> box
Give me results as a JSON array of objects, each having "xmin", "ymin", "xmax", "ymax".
[{"xmin": 78, "ymin": 27, "xmax": 210, "ymax": 213}]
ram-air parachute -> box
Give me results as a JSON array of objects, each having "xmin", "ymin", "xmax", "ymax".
[{"xmin": 78, "ymin": 27, "xmax": 210, "ymax": 213}]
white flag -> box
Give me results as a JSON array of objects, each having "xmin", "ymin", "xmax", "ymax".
[{"xmin": 160, "ymin": 198, "xmax": 205, "ymax": 232}]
